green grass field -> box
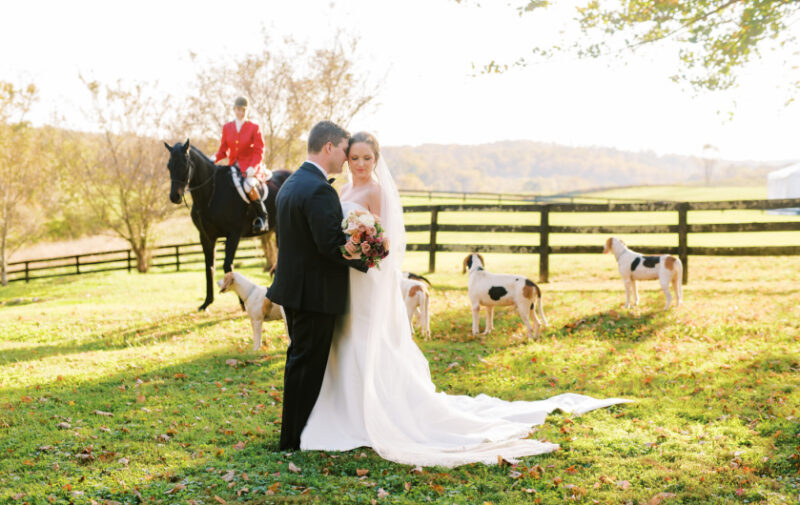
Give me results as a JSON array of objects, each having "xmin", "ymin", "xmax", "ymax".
[{"xmin": 1, "ymin": 249, "xmax": 799, "ymax": 504}]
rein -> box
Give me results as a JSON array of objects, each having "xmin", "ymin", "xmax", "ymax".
[{"xmin": 172, "ymin": 154, "xmax": 218, "ymax": 209}]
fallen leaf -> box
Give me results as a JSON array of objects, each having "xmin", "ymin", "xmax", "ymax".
[
  {"xmin": 288, "ymin": 462, "xmax": 301, "ymax": 473},
  {"xmin": 93, "ymin": 410, "xmax": 113, "ymax": 417},
  {"xmin": 56, "ymin": 422, "xmax": 71, "ymax": 430},
  {"xmin": 225, "ymin": 359, "xmax": 240, "ymax": 367},
  {"xmin": 214, "ymin": 496, "xmax": 227, "ymax": 505},
  {"xmin": 221, "ymin": 470, "xmax": 235, "ymax": 482},
  {"xmin": 356, "ymin": 468, "xmax": 369, "ymax": 477},
  {"xmin": 616, "ymin": 480, "xmax": 631, "ymax": 490},
  {"xmin": 233, "ymin": 441, "xmax": 246, "ymax": 450},
  {"xmin": 404, "ymin": 482, "xmax": 412, "ymax": 491},
  {"xmin": 497, "ymin": 455, "xmax": 515, "ymax": 466},
  {"xmin": 165, "ymin": 483, "xmax": 186, "ymax": 494},
  {"xmin": 377, "ymin": 488, "xmax": 389, "ymax": 499},
  {"xmin": 649, "ymin": 492, "xmax": 677, "ymax": 505}
]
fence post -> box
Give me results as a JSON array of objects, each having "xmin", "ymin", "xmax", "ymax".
[
  {"xmin": 175, "ymin": 245, "xmax": 181, "ymax": 271},
  {"xmin": 678, "ymin": 202, "xmax": 689, "ymax": 285},
  {"xmin": 25, "ymin": 261, "xmax": 29, "ymax": 283},
  {"xmin": 428, "ymin": 206, "xmax": 439, "ymax": 273},
  {"xmin": 127, "ymin": 250, "xmax": 132, "ymax": 272},
  {"xmin": 539, "ymin": 205, "xmax": 550, "ymax": 283}
]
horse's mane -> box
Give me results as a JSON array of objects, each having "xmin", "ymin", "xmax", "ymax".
[{"xmin": 189, "ymin": 145, "xmax": 216, "ymax": 165}]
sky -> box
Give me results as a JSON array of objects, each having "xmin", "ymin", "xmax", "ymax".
[{"xmin": 2, "ymin": 0, "xmax": 799, "ymax": 162}]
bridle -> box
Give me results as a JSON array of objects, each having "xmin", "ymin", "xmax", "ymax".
[{"xmin": 170, "ymin": 150, "xmax": 217, "ymax": 208}]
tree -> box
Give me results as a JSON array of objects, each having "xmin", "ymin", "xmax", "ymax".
[
  {"xmin": 464, "ymin": 0, "xmax": 799, "ymax": 95},
  {"xmin": 702, "ymin": 144, "xmax": 719, "ymax": 186},
  {"xmin": 182, "ymin": 31, "xmax": 381, "ymax": 171},
  {"xmin": 0, "ymin": 81, "xmax": 50, "ymax": 285},
  {"xmin": 75, "ymin": 79, "xmax": 176, "ymax": 272}
]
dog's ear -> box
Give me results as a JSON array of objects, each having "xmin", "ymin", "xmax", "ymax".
[
  {"xmin": 462, "ymin": 254, "xmax": 471, "ymax": 274},
  {"xmin": 603, "ymin": 237, "xmax": 613, "ymax": 254},
  {"xmin": 219, "ymin": 272, "xmax": 234, "ymax": 293}
]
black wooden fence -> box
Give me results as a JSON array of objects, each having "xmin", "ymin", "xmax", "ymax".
[
  {"xmin": 5, "ymin": 197, "xmax": 800, "ymax": 285},
  {"xmin": 402, "ymin": 197, "xmax": 800, "ymax": 284}
]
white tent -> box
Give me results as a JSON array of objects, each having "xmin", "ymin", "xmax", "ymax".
[{"xmin": 767, "ymin": 163, "xmax": 800, "ymax": 215}]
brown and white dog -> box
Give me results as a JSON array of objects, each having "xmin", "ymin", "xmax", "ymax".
[
  {"xmin": 218, "ymin": 272, "xmax": 287, "ymax": 351},
  {"xmin": 603, "ymin": 237, "xmax": 683, "ymax": 310},
  {"xmin": 400, "ymin": 276, "xmax": 431, "ymax": 338},
  {"xmin": 462, "ymin": 253, "xmax": 547, "ymax": 339}
]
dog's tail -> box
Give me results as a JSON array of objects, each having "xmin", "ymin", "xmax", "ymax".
[
  {"xmin": 406, "ymin": 272, "xmax": 432, "ymax": 287},
  {"xmin": 672, "ymin": 257, "xmax": 683, "ymax": 303},
  {"xmin": 534, "ymin": 294, "xmax": 548, "ymax": 327}
]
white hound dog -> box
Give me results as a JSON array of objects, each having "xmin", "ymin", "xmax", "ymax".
[
  {"xmin": 603, "ymin": 237, "xmax": 683, "ymax": 310},
  {"xmin": 400, "ymin": 277, "xmax": 431, "ymax": 338},
  {"xmin": 218, "ymin": 272, "xmax": 287, "ymax": 350},
  {"xmin": 462, "ymin": 253, "xmax": 547, "ymax": 339}
]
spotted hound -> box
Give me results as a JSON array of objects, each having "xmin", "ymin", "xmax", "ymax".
[
  {"xmin": 462, "ymin": 253, "xmax": 547, "ymax": 339},
  {"xmin": 603, "ymin": 237, "xmax": 683, "ymax": 310},
  {"xmin": 218, "ymin": 271, "xmax": 287, "ymax": 350},
  {"xmin": 400, "ymin": 277, "xmax": 431, "ymax": 338}
]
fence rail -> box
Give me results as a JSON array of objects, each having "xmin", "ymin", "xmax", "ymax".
[{"xmin": 5, "ymin": 197, "xmax": 800, "ymax": 285}]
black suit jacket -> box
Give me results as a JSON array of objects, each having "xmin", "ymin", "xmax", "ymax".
[{"xmin": 267, "ymin": 162, "xmax": 367, "ymax": 314}]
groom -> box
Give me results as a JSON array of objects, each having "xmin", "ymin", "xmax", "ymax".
[{"xmin": 266, "ymin": 120, "xmax": 368, "ymax": 450}]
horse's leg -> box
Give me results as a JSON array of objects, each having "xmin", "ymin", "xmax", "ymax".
[
  {"xmin": 222, "ymin": 233, "xmax": 241, "ymax": 278},
  {"xmin": 199, "ymin": 236, "xmax": 216, "ymax": 311}
]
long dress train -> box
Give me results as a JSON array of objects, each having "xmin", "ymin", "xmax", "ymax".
[{"xmin": 300, "ymin": 201, "xmax": 631, "ymax": 467}]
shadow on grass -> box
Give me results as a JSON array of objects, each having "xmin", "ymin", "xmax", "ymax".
[{"xmin": 0, "ymin": 312, "xmax": 240, "ymax": 365}]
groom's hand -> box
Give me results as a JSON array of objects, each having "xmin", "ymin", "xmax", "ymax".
[{"xmin": 344, "ymin": 240, "xmax": 359, "ymax": 256}]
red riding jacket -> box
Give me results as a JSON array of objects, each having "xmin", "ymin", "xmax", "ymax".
[{"xmin": 214, "ymin": 121, "xmax": 265, "ymax": 175}]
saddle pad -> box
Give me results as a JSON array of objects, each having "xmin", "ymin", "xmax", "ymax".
[{"xmin": 230, "ymin": 166, "xmax": 268, "ymax": 203}]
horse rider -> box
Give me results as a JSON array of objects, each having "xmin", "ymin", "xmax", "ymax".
[{"xmin": 214, "ymin": 96, "xmax": 271, "ymax": 233}]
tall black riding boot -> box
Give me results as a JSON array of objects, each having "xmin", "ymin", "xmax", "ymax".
[{"xmin": 250, "ymin": 199, "xmax": 268, "ymax": 234}]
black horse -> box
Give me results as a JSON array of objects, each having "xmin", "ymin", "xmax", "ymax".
[{"xmin": 164, "ymin": 139, "xmax": 291, "ymax": 311}]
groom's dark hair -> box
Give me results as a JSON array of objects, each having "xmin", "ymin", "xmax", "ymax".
[{"xmin": 308, "ymin": 121, "xmax": 350, "ymax": 154}]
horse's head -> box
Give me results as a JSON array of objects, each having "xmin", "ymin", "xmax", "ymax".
[{"xmin": 164, "ymin": 139, "xmax": 191, "ymax": 204}]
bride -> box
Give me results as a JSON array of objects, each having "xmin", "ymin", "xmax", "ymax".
[{"xmin": 299, "ymin": 132, "xmax": 630, "ymax": 467}]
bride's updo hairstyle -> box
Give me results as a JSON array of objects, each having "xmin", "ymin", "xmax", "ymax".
[{"xmin": 348, "ymin": 132, "xmax": 380, "ymax": 161}]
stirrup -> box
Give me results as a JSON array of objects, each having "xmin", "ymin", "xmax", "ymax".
[{"xmin": 252, "ymin": 217, "xmax": 267, "ymax": 234}]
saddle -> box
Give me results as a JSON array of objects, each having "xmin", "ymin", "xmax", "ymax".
[{"xmin": 230, "ymin": 165, "xmax": 269, "ymax": 204}]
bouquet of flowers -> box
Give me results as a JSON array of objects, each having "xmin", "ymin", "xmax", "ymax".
[{"xmin": 340, "ymin": 209, "xmax": 389, "ymax": 269}]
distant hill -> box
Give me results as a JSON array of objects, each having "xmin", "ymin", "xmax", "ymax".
[{"xmin": 381, "ymin": 141, "xmax": 788, "ymax": 194}]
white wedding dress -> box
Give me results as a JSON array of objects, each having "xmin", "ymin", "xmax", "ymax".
[{"xmin": 300, "ymin": 162, "xmax": 631, "ymax": 467}]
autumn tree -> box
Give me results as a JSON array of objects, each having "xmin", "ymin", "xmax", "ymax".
[
  {"xmin": 463, "ymin": 0, "xmax": 800, "ymax": 95},
  {"xmin": 75, "ymin": 79, "xmax": 176, "ymax": 272},
  {"xmin": 0, "ymin": 82, "xmax": 52, "ymax": 285},
  {"xmin": 183, "ymin": 32, "xmax": 381, "ymax": 171}
]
